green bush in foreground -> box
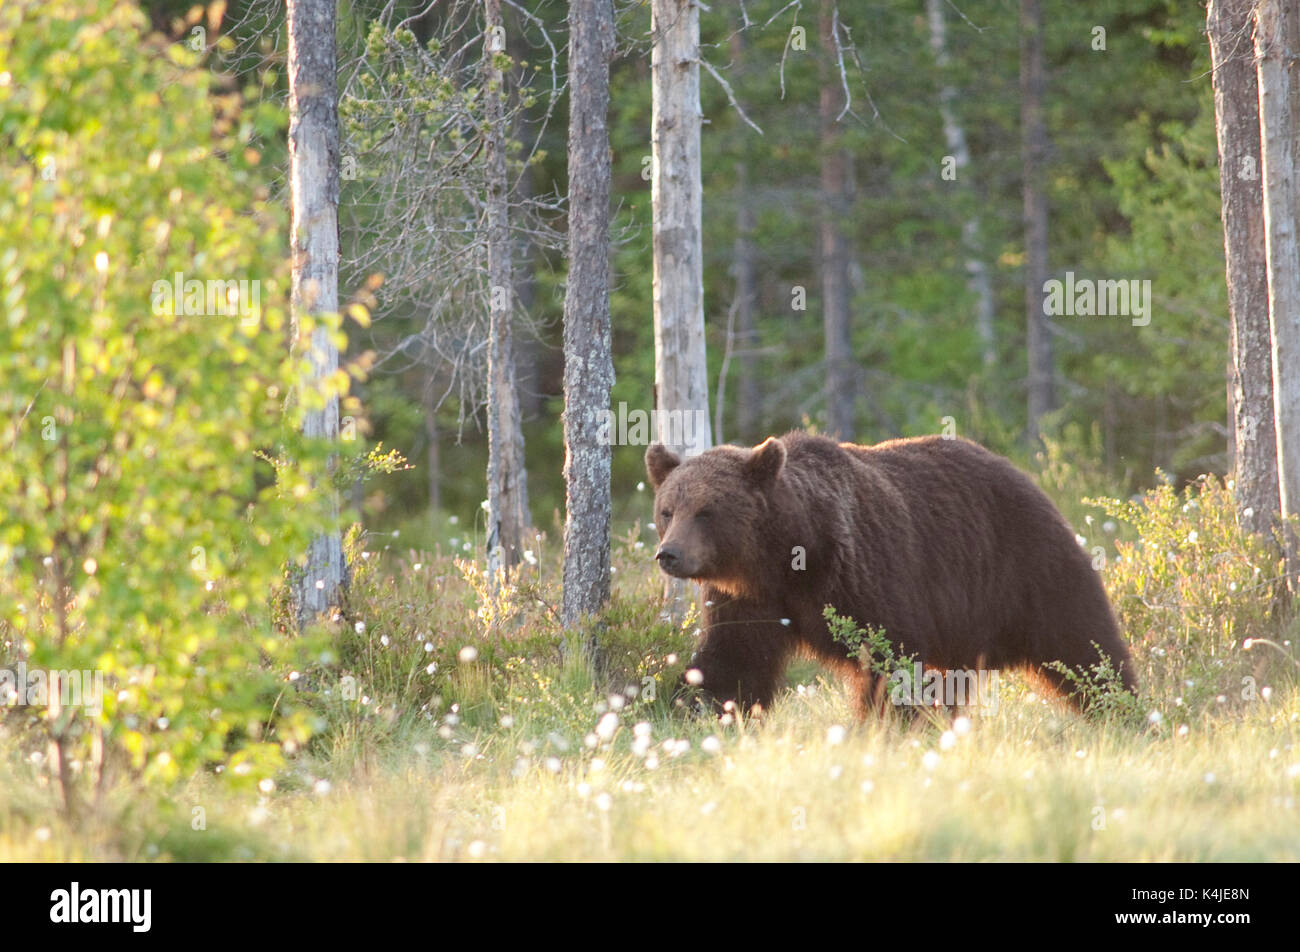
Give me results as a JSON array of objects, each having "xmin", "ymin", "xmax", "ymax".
[{"xmin": 0, "ymin": 0, "xmax": 357, "ymax": 811}]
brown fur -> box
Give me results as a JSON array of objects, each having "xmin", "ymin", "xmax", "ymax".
[{"xmin": 645, "ymin": 432, "xmax": 1137, "ymax": 717}]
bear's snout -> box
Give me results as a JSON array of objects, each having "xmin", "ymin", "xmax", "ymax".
[{"xmin": 654, "ymin": 545, "xmax": 689, "ymax": 577}]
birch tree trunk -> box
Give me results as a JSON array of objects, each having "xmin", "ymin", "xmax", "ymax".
[
  {"xmin": 425, "ymin": 381, "xmax": 441, "ymax": 512},
  {"xmin": 1020, "ymin": 0, "xmax": 1055, "ymax": 442},
  {"xmin": 818, "ymin": 0, "xmax": 856, "ymax": 441},
  {"xmin": 1208, "ymin": 0, "xmax": 1279, "ymax": 534},
  {"xmin": 928, "ymin": 0, "xmax": 995, "ymax": 368},
  {"xmin": 1254, "ymin": 0, "xmax": 1300, "ymax": 581},
  {"xmin": 651, "ymin": 0, "xmax": 713, "ymax": 458},
  {"xmin": 288, "ymin": 0, "xmax": 345, "ymax": 624},
  {"xmin": 561, "ymin": 0, "xmax": 615, "ymax": 629},
  {"xmin": 483, "ymin": 0, "xmax": 531, "ymax": 580},
  {"xmin": 733, "ymin": 161, "xmax": 760, "ymax": 443},
  {"xmin": 652, "ymin": 0, "xmax": 711, "ymax": 622}
]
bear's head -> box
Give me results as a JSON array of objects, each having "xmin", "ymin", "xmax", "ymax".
[{"xmin": 643, "ymin": 437, "xmax": 786, "ymax": 585}]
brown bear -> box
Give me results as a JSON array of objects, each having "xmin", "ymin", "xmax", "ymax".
[{"xmin": 644, "ymin": 432, "xmax": 1136, "ymax": 717}]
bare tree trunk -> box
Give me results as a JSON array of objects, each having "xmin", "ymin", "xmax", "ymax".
[
  {"xmin": 733, "ymin": 161, "xmax": 760, "ymax": 443},
  {"xmin": 818, "ymin": 0, "xmax": 855, "ymax": 441},
  {"xmin": 483, "ymin": 0, "xmax": 531, "ymax": 581},
  {"xmin": 561, "ymin": 0, "xmax": 615, "ymax": 630},
  {"xmin": 652, "ymin": 0, "xmax": 713, "ymax": 458},
  {"xmin": 425, "ymin": 379, "xmax": 441, "ymax": 512},
  {"xmin": 510, "ymin": 17, "xmax": 542, "ymax": 422},
  {"xmin": 928, "ymin": 0, "xmax": 995, "ymax": 368},
  {"xmin": 1255, "ymin": 0, "xmax": 1300, "ymax": 582},
  {"xmin": 1020, "ymin": 0, "xmax": 1055, "ymax": 442},
  {"xmin": 288, "ymin": 0, "xmax": 345, "ymax": 624},
  {"xmin": 652, "ymin": 0, "xmax": 712, "ymax": 621},
  {"xmin": 1208, "ymin": 0, "xmax": 1279, "ymax": 534},
  {"xmin": 513, "ymin": 174, "xmax": 542, "ymax": 422}
]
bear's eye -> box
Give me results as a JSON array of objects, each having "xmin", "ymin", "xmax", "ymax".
[
  {"xmin": 660, "ymin": 509, "xmax": 672, "ymax": 524},
  {"xmin": 695, "ymin": 507, "xmax": 714, "ymax": 521}
]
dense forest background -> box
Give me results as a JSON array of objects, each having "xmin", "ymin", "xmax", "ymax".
[{"xmin": 144, "ymin": 0, "xmax": 1222, "ymax": 537}]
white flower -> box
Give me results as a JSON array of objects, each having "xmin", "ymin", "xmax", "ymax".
[
  {"xmin": 685, "ymin": 668, "xmax": 704, "ymax": 686},
  {"xmin": 595, "ymin": 712, "xmax": 619, "ymax": 742},
  {"xmin": 826, "ymin": 725, "xmax": 847, "ymax": 745},
  {"xmin": 922, "ymin": 751, "xmax": 941, "ymax": 771},
  {"xmin": 1147, "ymin": 711, "xmax": 1162, "ymax": 725},
  {"xmin": 594, "ymin": 793, "xmax": 612, "ymax": 812},
  {"xmin": 953, "ymin": 716, "xmax": 972, "ymax": 736},
  {"xmin": 701, "ymin": 736, "xmax": 722, "ymax": 754},
  {"xmin": 939, "ymin": 730, "xmax": 956, "ymax": 751},
  {"xmin": 458, "ymin": 645, "xmax": 479, "ymax": 663}
]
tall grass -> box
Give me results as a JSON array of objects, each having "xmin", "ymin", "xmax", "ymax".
[{"xmin": 2, "ymin": 472, "xmax": 1298, "ymax": 861}]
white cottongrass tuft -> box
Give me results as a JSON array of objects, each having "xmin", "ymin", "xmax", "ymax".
[{"xmin": 595, "ymin": 712, "xmax": 619, "ymax": 742}]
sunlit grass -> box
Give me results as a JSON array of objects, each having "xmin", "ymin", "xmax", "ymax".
[
  {"xmin": 3, "ymin": 479, "xmax": 1299, "ymax": 861},
  {"xmin": 3, "ymin": 672, "xmax": 1297, "ymax": 861}
]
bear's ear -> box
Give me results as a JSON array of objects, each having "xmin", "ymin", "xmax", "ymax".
[
  {"xmin": 645, "ymin": 443, "xmax": 681, "ymax": 490},
  {"xmin": 744, "ymin": 437, "xmax": 786, "ymax": 486}
]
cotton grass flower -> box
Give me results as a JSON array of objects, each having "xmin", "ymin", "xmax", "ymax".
[{"xmin": 595, "ymin": 712, "xmax": 619, "ymax": 742}]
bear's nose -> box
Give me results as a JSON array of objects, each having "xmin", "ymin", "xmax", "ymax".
[{"xmin": 655, "ymin": 546, "xmax": 681, "ymax": 568}]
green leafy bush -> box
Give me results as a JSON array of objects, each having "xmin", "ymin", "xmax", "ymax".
[
  {"xmin": 0, "ymin": 0, "xmax": 355, "ymax": 810},
  {"xmin": 1091, "ymin": 475, "xmax": 1297, "ymax": 716}
]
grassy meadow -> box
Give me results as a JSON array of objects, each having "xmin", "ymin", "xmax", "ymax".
[{"xmin": 2, "ymin": 461, "xmax": 1299, "ymax": 863}]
